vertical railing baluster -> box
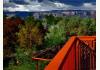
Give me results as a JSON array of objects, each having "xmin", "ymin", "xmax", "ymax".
[
  {"xmin": 75, "ymin": 41, "xmax": 76, "ymax": 70},
  {"xmin": 79, "ymin": 41, "xmax": 81, "ymax": 70},
  {"xmin": 78, "ymin": 41, "xmax": 80, "ymax": 70},
  {"xmin": 92, "ymin": 53, "xmax": 94, "ymax": 70},
  {"xmin": 76, "ymin": 40, "xmax": 79, "ymax": 70}
]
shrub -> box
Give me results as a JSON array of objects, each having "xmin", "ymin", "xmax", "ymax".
[{"xmin": 5, "ymin": 47, "xmax": 35, "ymax": 70}]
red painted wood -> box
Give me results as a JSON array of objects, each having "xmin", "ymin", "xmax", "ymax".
[
  {"xmin": 61, "ymin": 44, "xmax": 76, "ymax": 70},
  {"xmin": 44, "ymin": 36, "xmax": 96, "ymax": 70},
  {"xmin": 45, "ymin": 36, "xmax": 76, "ymax": 70},
  {"xmin": 32, "ymin": 57, "xmax": 51, "ymax": 61}
]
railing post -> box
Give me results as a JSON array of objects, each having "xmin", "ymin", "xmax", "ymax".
[
  {"xmin": 36, "ymin": 60, "xmax": 38, "ymax": 70},
  {"xmin": 32, "ymin": 58, "xmax": 51, "ymax": 70}
]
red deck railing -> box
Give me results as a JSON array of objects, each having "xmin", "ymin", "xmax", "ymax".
[
  {"xmin": 32, "ymin": 58, "xmax": 51, "ymax": 70},
  {"xmin": 32, "ymin": 36, "xmax": 96, "ymax": 70},
  {"xmin": 45, "ymin": 36, "xmax": 96, "ymax": 70}
]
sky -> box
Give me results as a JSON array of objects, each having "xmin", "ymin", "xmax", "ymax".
[{"xmin": 3, "ymin": 0, "xmax": 96, "ymax": 11}]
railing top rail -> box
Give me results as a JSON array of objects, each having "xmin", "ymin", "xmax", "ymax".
[
  {"xmin": 78, "ymin": 36, "xmax": 96, "ymax": 41},
  {"xmin": 32, "ymin": 57, "xmax": 51, "ymax": 61}
]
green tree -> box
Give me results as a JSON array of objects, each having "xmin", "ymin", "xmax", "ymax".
[
  {"xmin": 44, "ymin": 23, "xmax": 66, "ymax": 47},
  {"xmin": 79, "ymin": 17, "xmax": 96, "ymax": 35},
  {"xmin": 88, "ymin": 18, "xmax": 96, "ymax": 35}
]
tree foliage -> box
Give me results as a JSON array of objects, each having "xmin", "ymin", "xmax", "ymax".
[
  {"xmin": 44, "ymin": 24, "xmax": 66, "ymax": 47},
  {"xmin": 3, "ymin": 17, "xmax": 24, "ymax": 57},
  {"xmin": 4, "ymin": 14, "xmax": 96, "ymax": 70},
  {"xmin": 16, "ymin": 16, "xmax": 43, "ymax": 48}
]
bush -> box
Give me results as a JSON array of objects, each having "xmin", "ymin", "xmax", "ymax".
[
  {"xmin": 5, "ymin": 47, "xmax": 35, "ymax": 70},
  {"xmin": 5, "ymin": 47, "xmax": 49, "ymax": 70}
]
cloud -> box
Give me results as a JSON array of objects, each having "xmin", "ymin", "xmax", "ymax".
[
  {"xmin": 81, "ymin": 3, "xmax": 96, "ymax": 10},
  {"xmin": 3, "ymin": 1, "xmax": 96, "ymax": 11},
  {"xmin": 4, "ymin": 4, "xmax": 29, "ymax": 11},
  {"xmin": 4, "ymin": 0, "xmax": 9, "ymax": 3},
  {"xmin": 3, "ymin": 1, "xmax": 73, "ymax": 11},
  {"xmin": 24, "ymin": 0, "xmax": 32, "ymax": 3}
]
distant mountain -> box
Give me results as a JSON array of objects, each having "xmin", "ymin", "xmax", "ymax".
[{"xmin": 4, "ymin": 10, "xmax": 96, "ymax": 20}]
